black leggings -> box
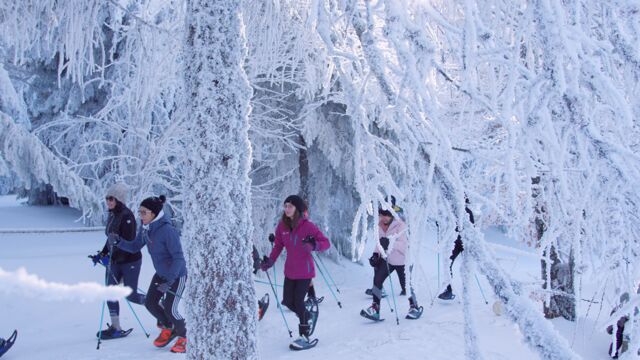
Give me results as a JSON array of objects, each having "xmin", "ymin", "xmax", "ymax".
[
  {"xmin": 372, "ymin": 262, "xmax": 404, "ymax": 305},
  {"xmin": 146, "ymin": 273, "xmax": 187, "ymax": 337},
  {"xmin": 282, "ymin": 277, "xmax": 311, "ymax": 325}
]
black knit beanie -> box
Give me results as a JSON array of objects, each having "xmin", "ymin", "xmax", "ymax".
[
  {"xmin": 140, "ymin": 195, "xmax": 166, "ymax": 217},
  {"xmin": 284, "ymin": 195, "xmax": 306, "ymax": 215}
]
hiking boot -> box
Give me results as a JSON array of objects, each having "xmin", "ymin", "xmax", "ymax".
[
  {"xmin": 170, "ymin": 337, "xmax": 187, "ymax": 353},
  {"xmin": 361, "ymin": 303, "xmax": 380, "ymax": 320},
  {"xmin": 438, "ymin": 285, "xmax": 455, "ymax": 300},
  {"xmin": 153, "ymin": 328, "xmax": 175, "ymax": 347}
]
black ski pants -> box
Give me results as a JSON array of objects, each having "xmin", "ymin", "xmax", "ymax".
[
  {"xmin": 372, "ymin": 261, "xmax": 404, "ymax": 305},
  {"xmin": 146, "ymin": 273, "xmax": 187, "ymax": 337},
  {"xmin": 282, "ymin": 277, "xmax": 311, "ymax": 325},
  {"xmin": 106, "ymin": 259, "xmax": 143, "ymax": 316}
]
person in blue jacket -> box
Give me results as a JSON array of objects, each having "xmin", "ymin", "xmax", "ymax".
[{"xmin": 110, "ymin": 195, "xmax": 187, "ymax": 353}]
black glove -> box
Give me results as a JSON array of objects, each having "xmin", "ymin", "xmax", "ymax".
[
  {"xmin": 268, "ymin": 233, "xmax": 275, "ymax": 244},
  {"xmin": 260, "ymin": 255, "xmax": 274, "ymax": 271},
  {"xmin": 379, "ymin": 237, "xmax": 390, "ymax": 251},
  {"xmin": 157, "ymin": 281, "xmax": 172, "ymax": 294},
  {"xmin": 302, "ymin": 236, "xmax": 316, "ymax": 252},
  {"xmin": 450, "ymin": 238, "xmax": 464, "ymax": 260},
  {"xmin": 368, "ymin": 253, "xmax": 381, "ymax": 267}
]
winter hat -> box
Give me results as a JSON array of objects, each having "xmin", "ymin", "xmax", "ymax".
[
  {"xmin": 284, "ymin": 195, "xmax": 307, "ymax": 215},
  {"xmin": 379, "ymin": 195, "xmax": 401, "ymax": 216},
  {"xmin": 140, "ymin": 195, "xmax": 166, "ymax": 216},
  {"xmin": 106, "ymin": 182, "xmax": 129, "ymax": 204}
]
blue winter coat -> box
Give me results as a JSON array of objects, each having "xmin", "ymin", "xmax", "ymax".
[{"xmin": 117, "ymin": 215, "xmax": 187, "ymax": 283}]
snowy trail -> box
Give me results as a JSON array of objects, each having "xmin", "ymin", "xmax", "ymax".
[{"xmin": 0, "ymin": 196, "xmax": 612, "ymax": 359}]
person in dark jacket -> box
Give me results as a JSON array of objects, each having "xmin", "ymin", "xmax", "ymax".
[
  {"xmin": 438, "ymin": 198, "xmax": 475, "ymax": 301},
  {"xmin": 260, "ymin": 195, "xmax": 330, "ymax": 350},
  {"xmin": 112, "ymin": 195, "xmax": 188, "ymax": 354},
  {"xmin": 91, "ymin": 182, "xmax": 144, "ymax": 339}
]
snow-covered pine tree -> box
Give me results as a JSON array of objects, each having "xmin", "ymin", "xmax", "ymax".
[{"xmin": 182, "ymin": 0, "xmax": 258, "ymax": 358}]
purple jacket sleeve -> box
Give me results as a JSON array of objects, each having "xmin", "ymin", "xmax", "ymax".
[
  {"xmin": 268, "ymin": 222, "xmax": 285, "ymax": 263},
  {"xmin": 309, "ymin": 222, "xmax": 330, "ymax": 252}
]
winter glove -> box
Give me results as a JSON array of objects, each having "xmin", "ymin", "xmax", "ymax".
[
  {"xmin": 302, "ymin": 236, "xmax": 316, "ymax": 252},
  {"xmin": 450, "ymin": 238, "xmax": 464, "ymax": 260},
  {"xmin": 368, "ymin": 253, "xmax": 382, "ymax": 267},
  {"xmin": 268, "ymin": 233, "xmax": 275, "ymax": 244},
  {"xmin": 157, "ymin": 281, "xmax": 172, "ymax": 294},
  {"xmin": 88, "ymin": 252, "xmax": 109, "ymax": 266},
  {"xmin": 260, "ymin": 255, "xmax": 274, "ymax": 272},
  {"xmin": 379, "ymin": 237, "xmax": 390, "ymax": 251}
]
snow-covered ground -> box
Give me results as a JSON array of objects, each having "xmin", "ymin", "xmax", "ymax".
[{"xmin": 0, "ymin": 195, "xmax": 612, "ymax": 359}]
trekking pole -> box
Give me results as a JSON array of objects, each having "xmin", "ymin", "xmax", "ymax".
[
  {"xmin": 264, "ymin": 268, "xmax": 293, "ymax": 337},
  {"xmin": 125, "ymin": 300, "xmax": 150, "ymax": 337},
  {"xmin": 312, "ymin": 254, "xmax": 342, "ymax": 308},
  {"xmin": 97, "ymin": 241, "xmax": 116, "ymax": 350},
  {"xmin": 383, "ymin": 286, "xmax": 394, "ymax": 313},
  {"xmin": 96, "ymin": 300, "xmax": 106, "ymax": 349},
  {"xmin": 474, "ymin": 273, "xmax": 489, "ymax": 305},
  {"xmin": 436, "ymin": 221, "xmax": 441, "ymax": 291},
  {"xmin": 384, "ymin": 259, "xmax": 400, "ymax": 325},
  {"xmin": 314, "ymin": 254, "xmax": 341, "ymax": 293},
  {"xmin": 95, "ymin": 259, "xmax": 150, "ymax": 337},
  {"xmin": 104, "ymin": 268, "xmax": 150, "ymax": 337},
  {"xmin": 268, "ymin": 234, "xmax": 278, "ymax": 297},
  {"xmin": 254, "ymin": 279, "xmax": 283, "ymax": 287}
]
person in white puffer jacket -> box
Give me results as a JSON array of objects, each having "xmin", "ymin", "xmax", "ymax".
[{"xmin": 361, "ymin": 196, "xmax": 421, "ymax": 321}]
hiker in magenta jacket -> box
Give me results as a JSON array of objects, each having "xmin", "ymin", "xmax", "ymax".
[{"xmin": 261, "ymin": 195, "xmax": 330, "ymax": 347}]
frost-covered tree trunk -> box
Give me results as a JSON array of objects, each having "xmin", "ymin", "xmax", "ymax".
[
  {"xmin": 182, "ymin": 0, "xmax": 257, "ymax": 358},
  {"xmin": 542, "ymin": 245, "xmax": 575, "ymax": 321}
]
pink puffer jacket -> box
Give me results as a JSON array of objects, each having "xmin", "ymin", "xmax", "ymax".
[{"xmin": 374, "ymin": 217, "xmax": 408, "ymax": 266}]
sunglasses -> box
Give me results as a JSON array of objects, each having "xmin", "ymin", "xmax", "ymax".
[{"xmin": 105, "ymin": 196, "xmax": 116, "ymax": 202}]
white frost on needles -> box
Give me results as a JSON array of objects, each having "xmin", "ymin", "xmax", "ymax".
[{"xmin": 0, "ymin": 267, "xmax": 131, "ymax": 302}]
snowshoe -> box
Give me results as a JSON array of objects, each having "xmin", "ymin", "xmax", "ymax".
[
  {"xmin": 406, "ymin": 305, "xmax": 424, "ymax": 320},
  {"xmin": 360, "ymin": 304, "xmax": 384, "ymax": 322},
  {"xmin": 289, "ymin": 335, "xmax": 318, "ymax": 351},
  {"xmin": 96, "ymin": 325, "xmax": 133, "ymax": 340},
  {"xmin": 258, "ymin": 293, "xmax": 269, "ymax": 321},
  {"xmin": 437, "ymin": 285, "xmax": 456, "ymax": 301},
  {"xmin": 0, "ymin": 330, "xmax": 17, "ymax": 357},
  {"xmin": 305, "ymin": 295, "xmax": 324, "ymax": 308},
  {"xmin": 306, "ymin": 297, "xmax": 319, "ymax": 336}
]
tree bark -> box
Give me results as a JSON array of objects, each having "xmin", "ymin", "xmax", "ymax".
[{"xmin": 182, "ymin": 0, "xmax": 258, "ymax": 358}]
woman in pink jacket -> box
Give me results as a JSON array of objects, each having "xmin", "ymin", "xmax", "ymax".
[
  {"xmin": 261, "ymin": 195, "xmax": 330, "ymax": 350},
  {"xmin": 361, "ymin": 198, "xmax": 420, "ymax": 321}
]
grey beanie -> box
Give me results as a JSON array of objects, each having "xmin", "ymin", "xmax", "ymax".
[{"xmin": 106, "ymin": 182, "xmax": 129, "ymax": 204}]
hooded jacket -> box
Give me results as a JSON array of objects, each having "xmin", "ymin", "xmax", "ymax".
[{"xmin": 117, "ymin": 213, "xmax": 187, "ymax": 283}]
